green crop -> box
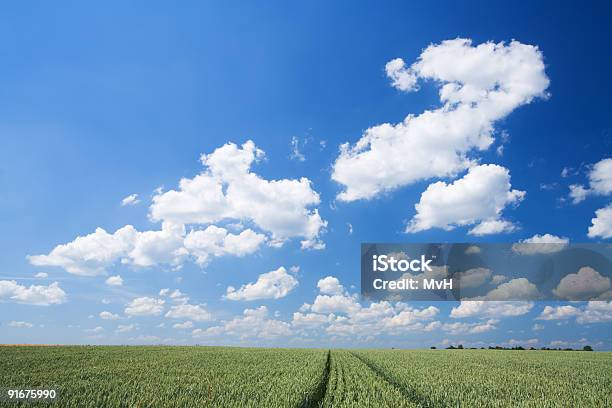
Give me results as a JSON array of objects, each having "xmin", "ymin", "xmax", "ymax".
[
  {"xmin": 1, "ymin": 346, "xmax": 610, "ymax": 407},
  {"xmin": 0, "ymin": 346, "xmax": 327, "ymax": 407}
]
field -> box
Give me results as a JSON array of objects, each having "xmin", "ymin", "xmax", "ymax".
[{"xmin": 1, "ymin": 346, "xmax": 611, "ymax": 407}]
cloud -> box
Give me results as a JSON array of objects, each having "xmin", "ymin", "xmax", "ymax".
[
  {"xmin": 491, "ymin": 275, "xmax": 508, "ymax": 285},
  {"xmin": 86, "ymin": 326, "xmax": 104, "ymax": 333},
  {"xmin": 440, "ymin": 319, "xmax": 498, "ymax": 335},
  {"xmin": 124, "ymin": 297, "xmax": 165, "ymax": 316},
  {"xmin": 184, "ymin": 226, "xmax": 266, "ymax": 266},
  {"xmin": 588, "ymin": 204, "xmax": 612, "ymax": 239},
  {"xmin": 99, "ymin": 311, "xmax": 120, "ymax": 320},
  {"xmin": 311, "ymin": 294, "xmax": 361, "ymax": 315},
  {"xmin": 150, "ymin": 140, "xmax": 326, "ymax": 246},
  {"xmin": 291, "ymin": 312, "xmax": 332, "ymax": 329},
  {"xmin": 450, "ymin": 301, "xmax": 533, "ymax": 318},
  {"xmin": 589, "ymin": 158, "xmax": 612, "ymax": 195},
  {"xmin": 537, "ymin": 305, "xmax": 581, "ymax": 320},
  {"xmin": 569, "ymin": 158, "xmax": 612, "ymax": 204},
  {"xmin": 173, "ymin": 321, "xmax": 194, "ymax": 329},
  {"xmin": 406, "ymin": 164, "xmax": 525, "ymax": 234},
  {"xmin": 538, "ymin": 302, "xmax": 612, "ymax": 324},
  {"xmin": 165, "ymin": 303, "xmax": 212, "ymax": 322},
  {"xmin": 464, "ymin": 245, "xmax": 481, "ymax": 254},
  {"xmin": 576, "ymin": 301, "xmax": 612, "ymax": 324},
  {"xmin": 105, "ymin": 275, "xmax": 123, "ymax": 286},
  {"xmin": 116, "ymin": 324, "xmax": 136, "ymax": 333},
  {"xmin": 226, "ymin": 266, "xmax": 298, "ymax": 301},
  {"xmin": 553, "ymin": 267, "xmax": 611, "ymax": 300},
  {"xmin": 289, "ymin": 136, "xmax": 306, "ymax": 162},
  {"xmin": 332, "ymin": 38, "xmax": 549, "ymax": 201},
  {"xmin": 291, "ymin": 277, "xmax": 443, "ymax": 338},
  {"xmin": 28, "ymin": 221, "xmax": 262, "ymax": 275},
  {"xmin": 511, "ymin": 234, "xmax": 569, "ymax": 255},
  {"xmin": 0, "ymin": 280, "xmax": 66, "ymax": 306},
  {"xmin": 159, "ymin": 288, "xmax": 189, "ymax": 304},
  {"xmin": 385, "ymin": 58, "xmax": 418, "ymax": 91},
  {"xmin": 468, "ymin": 219, "xmax": 517, "ymax": 236},
  {"xmin": 475, "ymin": 278, "xmax": 541, "ymax": 301},
  {"xmin": 28, "ymin": 225, "xmax": 139, "ymax": 276},
  {"xmin": 193, "ymin": 306, "xmax": 291, "ymax": 339},
  {"xmin": 317, "ymin": 276, "xmax": 345, "ymax": 296},
  {"xmin": 569, "ymin": 184, "xmax": 589, "ymax": 204},
  {"xmin": 454, "ymin": 268, "xmax": 492, "ymax": 288},
  {"xmin": 127, "ymin": 222, "xmax": 187, "ymax": 268},
  {"xmin": 28, "ymin": 222, "xmax": 188, "ymax": 275},
  {"xmin": 121, "ymin": 194, "xmax": 140, "ymax": 206},
  {"xmin": 29, "ymin": 141, "xmax": 326, "ymax": 276},
  {"xmin": 8, "ymin": 321, "xmax": 33, "ymax": 328},
  {"xmin": 507, "ymin": 338, "xmax": 538, "ymax": 347},
  {"xmin": 34, "ymin": 272, "xmax": 48, "ymax": 279}
]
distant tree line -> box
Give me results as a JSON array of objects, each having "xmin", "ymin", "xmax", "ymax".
[{"xmin": 429, "ymin": 345, "xmax": 594, "ymax": 351}]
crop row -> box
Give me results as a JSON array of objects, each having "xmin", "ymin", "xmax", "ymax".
[{"xmin": 350, "ymin": 349, "xmax": 612, "ymax": 407}]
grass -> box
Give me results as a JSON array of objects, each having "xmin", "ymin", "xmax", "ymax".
[{"xmin": 1, "ymin": 346, "xmax": 611, "ymax": 407}]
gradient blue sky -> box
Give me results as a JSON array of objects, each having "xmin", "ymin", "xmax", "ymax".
[{"xmin": 1, "ymin": 1, "xmax": 611, "ymax": 349}]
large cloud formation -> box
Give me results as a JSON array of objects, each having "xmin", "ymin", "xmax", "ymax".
[
  {"xmin": 332, "ymin": 38, "xmax": 549, "ymax": 202},
  {"xmin": 28, "ymin": 141, "xmax": 326, "ymax": 276},
  {"xmin": 151, "ymin": 141, "xmax": 326, "ymax": 248}
]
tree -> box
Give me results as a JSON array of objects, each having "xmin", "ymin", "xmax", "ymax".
[
  {"xmin": 457, "ymin": 344, "xmax": 464, "ymax": 349},
  {"xmin": 430, "ymin": 346, "xmax": 436, "ymax": 349},
  {"xmin": 583, "ymin": 345, "xmax": 593, "ymax": 351}
]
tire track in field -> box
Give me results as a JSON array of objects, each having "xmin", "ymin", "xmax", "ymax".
[
  {"xmin": 350, "ymin": 352, "xmax": 441, "ymax": 408},
  {"xmin": 299, "ymin": 350, "xmax": 331, "ymax": 408}
]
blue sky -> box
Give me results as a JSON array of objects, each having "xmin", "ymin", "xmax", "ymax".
[{"xmin": 1, "ymin": 1, "xmax": 611, "ymax": 349}]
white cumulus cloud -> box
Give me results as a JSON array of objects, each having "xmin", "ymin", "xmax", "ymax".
[
  {"xmin": 193, "ymin": 306, "xmax": 290, "ymax": 339},
  {"xmin": 28, "ymin": 141, "xmax": 325, "ymax": 276},
  {"xmin": 184, "ymin": 226, "xmax": 266, "ymax": 266},
  {"xmin": 173, "ymin": 321, "xmax": 194, "ymax": 329},
  {"xmin": 226, "ymin": 266, "xmax": 298, "ymax": 301},
  {"xmin": 568, "ymin": 158, "xmax": 612, "ymax": 204},
  {"xmin": 124, "ymin": 297, "xmax": 165, "ymax": 316},
  {"xmin": 165, "ymin": 303, "xmax": 212, "ymax": 322},
  {"xmin": 99, "ymin": 311, "xmax": 120, "ymax": 320},
  {"xmin": 512, "ymin": 234, "xmax": 569, "ymax": 255},
  {"xmin": 0, "ymin": 280, "xmax": 66, "ymax": 306},
  {"xmin": 537, "ymin": 302, "xmax": 612, "ymax": 324},
  {"xmin": 553, "ymin": 267, "xmax": 611, "ymax": 300},
  {"xmin": 588, "ymin": 204, "xmax": 612, "ymax": 239},
  {"xmin": 105, "ymin": 275, "xmax": 123, "ymax": 286},
  {"xmin": 406, "ymin": 164, "xmax": 524, "ymax": 234},
  {"xmin": 317, "ymin": 276, "xmax": 345, "ymax": 295},
  {"xmin": 450, "ymin": 301, "xmax": 533, "ymax": 318},
  {"xmin": 150, "ymin": 140, "xmax": 326, "ymax": 246},
  {"xmin": 332, "ymin": 38, "xmax": 549, "ymax": 202}
]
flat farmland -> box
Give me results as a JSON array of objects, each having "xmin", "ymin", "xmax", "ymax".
[{"xmin": 0, "ymin": 346, "xmax": 610, "ymax": 407}]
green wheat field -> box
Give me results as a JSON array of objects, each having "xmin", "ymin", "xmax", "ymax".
[{"xmin": 1, "ymin": 346, "xmax": 611, "ymax": 407}]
